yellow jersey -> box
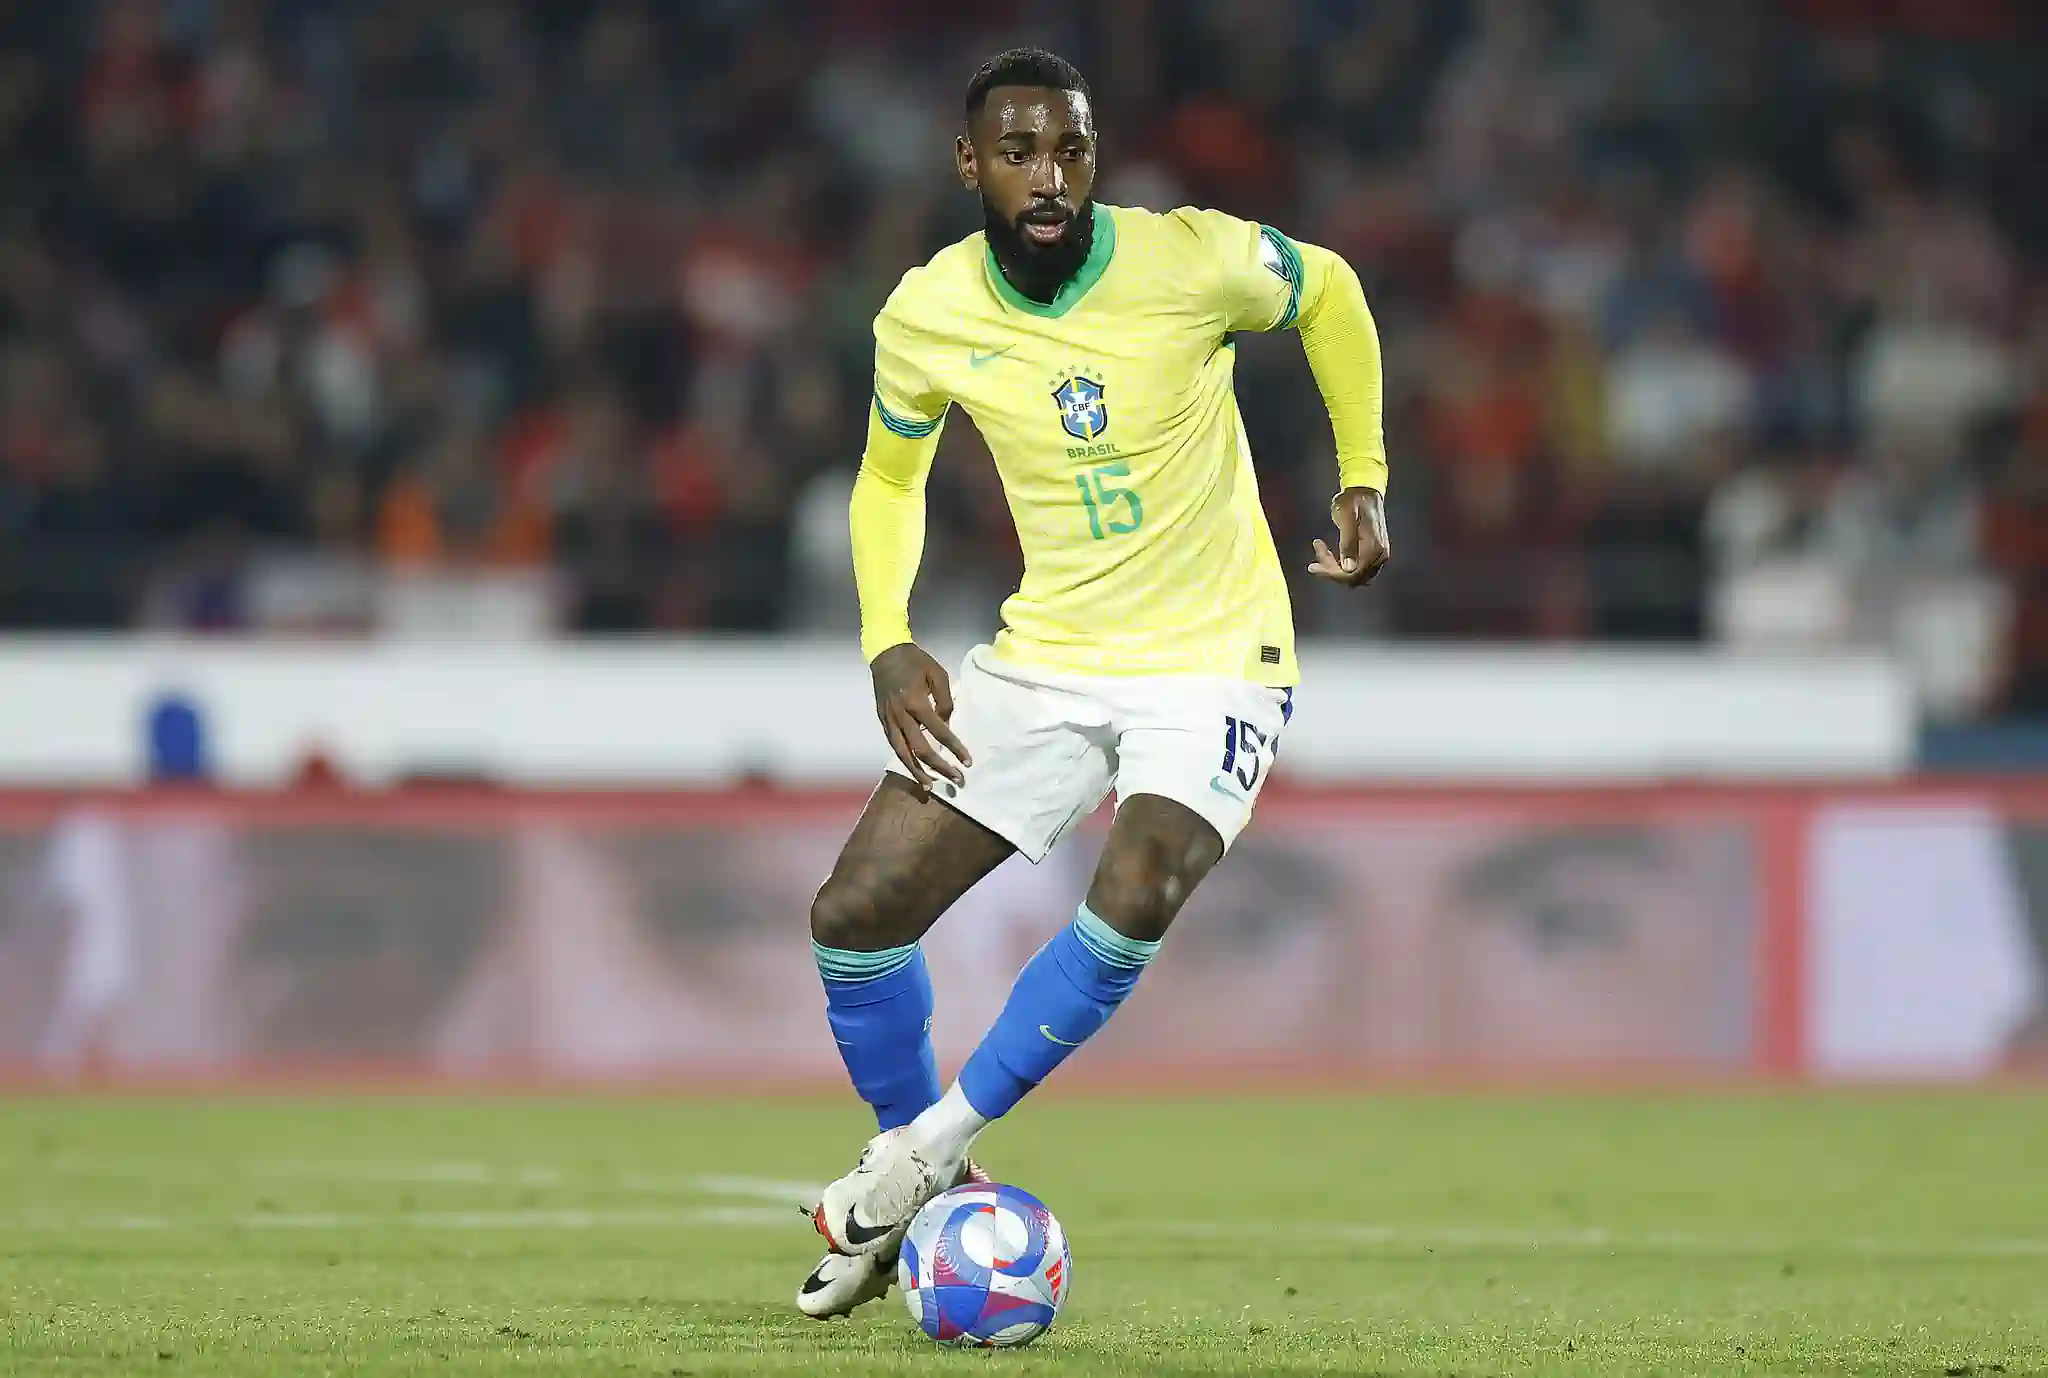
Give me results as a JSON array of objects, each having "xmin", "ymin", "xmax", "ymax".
[{"xmin": 858, "ymin": 202, "xmax": 1386, "ymax": 685}]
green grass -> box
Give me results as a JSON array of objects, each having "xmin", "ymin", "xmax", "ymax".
[{"xmin": 1, "ymin": 1093, "xmax": 2045, "ymax": 1376}]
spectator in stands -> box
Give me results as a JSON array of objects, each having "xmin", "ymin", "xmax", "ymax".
[{"xmin": 0, "ymin": 0, "xmax": 2044, "ymax": 720}]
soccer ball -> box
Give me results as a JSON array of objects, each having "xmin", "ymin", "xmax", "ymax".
[{"xmin": 897, "ymin": 1182, "xmax": 1071, "ymax": 1348}]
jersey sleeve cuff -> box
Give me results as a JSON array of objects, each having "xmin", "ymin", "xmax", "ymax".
[
  {"xmin": 860, "ymin": 624, "xmax": 915, "ymax": 663},
  {"xmin": 1335, "ymin": 456, "xmax": 1388, "ymax": 496}
]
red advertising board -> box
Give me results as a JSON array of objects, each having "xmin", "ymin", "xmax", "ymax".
[{"xmin": 0, "ymin": 785, "xmax": 2041, "ymax": 1084}]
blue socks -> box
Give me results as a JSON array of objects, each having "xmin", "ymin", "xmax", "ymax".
[
  {"xmin": 957, "ymin": 905, "xmax": 1159, "ymax": 1119},
  {"xmin": 815, "ymin": 941, "xmax": 942, "ymax": 1131},
  {"xmin": 820, "ymin": 908, "xmax": 1161, "ymax": 1137}
]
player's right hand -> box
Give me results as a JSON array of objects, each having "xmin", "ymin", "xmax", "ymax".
[{"xmin": 870, "ymin": 643, "xmax": 972, "ymax": 791}]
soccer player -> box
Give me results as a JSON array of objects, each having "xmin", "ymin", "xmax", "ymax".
[{"xmin": 797, "ymin": 48, "xmax": 1390, "ymax": 1316}]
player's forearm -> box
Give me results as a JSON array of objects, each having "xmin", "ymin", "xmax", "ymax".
[
  {"xmin": 849, "ymin": 420, "xmax": 939, "ymax": 661},
  {"xmin": 1294, "ymin": 243, "xmax": 1389, "ymax": 495}
]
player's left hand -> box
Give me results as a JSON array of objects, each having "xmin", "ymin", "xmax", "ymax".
[{"xmin": 1309, "ymin": 487, "xmax": 1389, "ymax": 587}]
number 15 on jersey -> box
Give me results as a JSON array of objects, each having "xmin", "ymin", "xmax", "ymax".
[{"xmin": 1075, "ymin": 461, "xmax": 1143, "ymax": 540}]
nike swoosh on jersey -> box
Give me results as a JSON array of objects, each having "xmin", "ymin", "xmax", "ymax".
[
  {"xmin": 1038, "ymin": 1024, "xmax": 1083, "ymax": 1047},
  {"xmin": 969, "ymin": 346, "xmax": 1015, "ymax": 368}
]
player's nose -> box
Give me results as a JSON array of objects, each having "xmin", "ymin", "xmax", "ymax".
[{"xmin": 1029, "ymin": 155, "xmax": 1065, "ymax": 199}]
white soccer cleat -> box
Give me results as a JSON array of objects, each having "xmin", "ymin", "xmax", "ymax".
[
  {"xmin": 795, "ymin": 1156, "xmax": 992, "ymax": 1317},
  {"xmin": 810, "ymin": 1126, "xmax": 965, "ymax": 1258},
  {"xmin": 795, "ymin": 1248, "xmax": 894, "ymax": 1319}
]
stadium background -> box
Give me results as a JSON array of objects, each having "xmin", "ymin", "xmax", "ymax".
[{"xmin": 0, "ymin": 0, "xmax": 2045, "ymax": 1088}]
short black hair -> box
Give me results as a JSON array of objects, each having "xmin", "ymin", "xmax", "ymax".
[{"xmin": 964, "ymin": 48, "xmax": 1089, "ymax": 120}]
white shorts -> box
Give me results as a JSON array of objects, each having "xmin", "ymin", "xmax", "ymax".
[{"xmin": 886, "ymin": 645, "xmax": 1295, "ymax": 864}]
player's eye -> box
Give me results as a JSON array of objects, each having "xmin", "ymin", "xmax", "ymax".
[{"xmin": 1002, "ymin": 150, "xmax": 1029, "ymax": 165}]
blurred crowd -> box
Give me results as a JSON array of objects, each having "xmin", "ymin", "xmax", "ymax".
[{"xmin": 1, "ymin": 0, "xmax": 2044, "ymax": 716}]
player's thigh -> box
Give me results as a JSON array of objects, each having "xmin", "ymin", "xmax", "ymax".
[
  {"xmin": 885, "ymin": 646, "xmax": 1114, "ymax": 866},
  {"xmin": 1090, "ymin": 680, "xmax": 1293, "ymax": 940},
  {"xmin": 811, "ymin": 774, "xmax": 1016, "ymax": 951}
]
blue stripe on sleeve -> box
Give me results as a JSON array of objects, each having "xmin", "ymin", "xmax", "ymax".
[
  {"xmin": 873, "ymin": 394, "xmax": 946, "ymax": 439},
  {"xmin": 1259, "ymin": 225, "xmax": 1305, "ymax": 331}
]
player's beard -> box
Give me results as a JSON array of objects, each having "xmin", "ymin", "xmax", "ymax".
[{"xmin": 984, "ymin": 197, "xmax": 1093, "ymax": 305}]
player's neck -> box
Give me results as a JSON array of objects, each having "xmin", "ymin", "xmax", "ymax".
[{"xmin": 985, "ymin": 203, "xmax": 1096, "ymax": 306}]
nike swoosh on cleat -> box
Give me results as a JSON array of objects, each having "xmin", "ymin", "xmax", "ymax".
[
  {"xmin": 1038, "ymin": 1024, "xmax": 1082, "ymax": 1047},
  {"xmin": 800, "ymin": 1266, "xmax": 835, "ymax": 1295},
  {"xmin": 841, "ymin": 1209, "xmax": 898, "ymax": 1247}
]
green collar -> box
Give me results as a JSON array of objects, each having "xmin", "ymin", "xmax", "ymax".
[{"xmin": 982, "ymin": 203, "xmax": 1117, "ymax": 319}]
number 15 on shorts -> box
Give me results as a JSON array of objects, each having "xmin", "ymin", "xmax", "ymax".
[{"xmin": 1212, "ymin": 715, "xmax": 1270, "ymax": 799}]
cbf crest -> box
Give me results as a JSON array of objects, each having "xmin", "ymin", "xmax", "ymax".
[{"xmin": 1053, "ymin": 375, "xmax": 1108, "ymax": 442}]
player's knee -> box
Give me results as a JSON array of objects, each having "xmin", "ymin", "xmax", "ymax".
[
  {"xmin": 1085, "ymin": 857, "xmax": 1185, "ymax": 944},
  {"xmin": 810, "ymin": 873, "xmax": 887, "ymax": 952}
]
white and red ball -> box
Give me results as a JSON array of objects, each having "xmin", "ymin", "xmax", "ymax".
[{"xmin": 897, "ymin": 1183, "xmax": 1071, "ymax": 1348}]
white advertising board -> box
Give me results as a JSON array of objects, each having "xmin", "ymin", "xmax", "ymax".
[{"xmin": 0, "ymin": 638, "xmax": 1910, "ymax": 786}]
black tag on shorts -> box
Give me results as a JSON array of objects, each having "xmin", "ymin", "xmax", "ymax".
[{"xmin": 1260, "ymin": 645, "xmax": 1282, "ymax": 665}]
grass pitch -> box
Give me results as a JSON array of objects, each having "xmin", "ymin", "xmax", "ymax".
[{"xmin": 1, "ymin": 1092, "xmax": 2044, "ymax": 1376}]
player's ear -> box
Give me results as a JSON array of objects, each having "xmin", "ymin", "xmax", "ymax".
[{"xmin": 955, "ymin": 132, "xmax": 978, "ymax": 191}]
